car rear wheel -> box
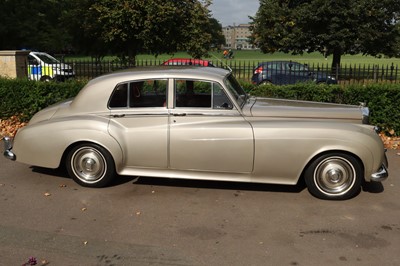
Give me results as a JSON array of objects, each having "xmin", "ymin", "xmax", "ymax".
[
  {"xmin": 304, "ymin": 153, "xmax": 363, "ymax": 200},
  {"xmin": 66, "ymin": 143, "xmax": 115, "ymax": 187},
  {"xmin": 40, "ymin": 76, "xmax": 52, "ymax": 82}
]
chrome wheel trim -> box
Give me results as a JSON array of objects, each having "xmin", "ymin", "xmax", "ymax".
[
  {"xmin": 314, "ymin": 156, "xmax": 356, "ymax": 196},
  {"xmin": 71, "ymin": 147, "xmax": 107, "ymax": 183}
]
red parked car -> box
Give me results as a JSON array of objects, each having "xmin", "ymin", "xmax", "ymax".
[{"xmin": 162, "ymin": 58, "xmax": 214, "ymax": 67}]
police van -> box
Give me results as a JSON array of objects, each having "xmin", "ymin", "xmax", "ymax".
[{"xmin": 28, "ymin": 52, "xmax": 75, "ymax": 81}]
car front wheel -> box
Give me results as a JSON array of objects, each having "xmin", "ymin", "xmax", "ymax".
[
  {"xmin": 304, "ymin": 153, "xmax": 363, "ymax": 200},
  {"xmin": 66, "ymin": 143, "xmax": 115, "ymax": 187}
]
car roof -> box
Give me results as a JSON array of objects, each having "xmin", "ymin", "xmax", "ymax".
[
  {"xmin": 70, "ymin": 67, "xmax": 231, "ymax": 112},
  {"xmin": 91, "ymin": 66, "xmax": 229, "ymax": 84},
  {"xmin": 30, "ymin": 51, "xmax": 48, "ymax": 55}
]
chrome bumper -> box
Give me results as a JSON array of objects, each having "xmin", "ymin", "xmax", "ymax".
[
  {"xmin": 2, "ymin": 136, "xmax": 16, "ymax": 161},
  {"xmin": 370, "ymin": 153, "xmax": 389, "ymax": 182}
]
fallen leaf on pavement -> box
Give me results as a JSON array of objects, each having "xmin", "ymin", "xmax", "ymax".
[{"xmin": 41, "ymin": 259, "xmax": 50, "ymax": 265}]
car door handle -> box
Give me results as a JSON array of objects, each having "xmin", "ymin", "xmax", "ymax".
[
  {"xmin": 112, "ymin": 114, "xmax": 125, "ymax": 118},
  {"xmin": 173, "ymin": 113, "xmax": 187, "ymax": 116}
]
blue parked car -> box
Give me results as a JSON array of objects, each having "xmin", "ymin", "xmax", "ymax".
[{"xmin": 251, "ymin": 61, "xmax": 337, "ymax": 85}]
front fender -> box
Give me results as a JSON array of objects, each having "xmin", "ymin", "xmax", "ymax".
[
  {"xmin": 12, "ymin": 115, "xmax": 122, "ymax": 169},
  {"xmin": 251, "ymin": 121, "xmax": 384, "ymax": 184}
]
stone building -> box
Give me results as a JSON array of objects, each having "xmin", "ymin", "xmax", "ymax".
[{"xmin": 222, "ymin": 24, "xmax": 256, "ymax": 50}]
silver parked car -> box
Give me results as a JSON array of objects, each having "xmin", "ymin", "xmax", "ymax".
[{"xmin": 3, "ymin": 67, "xmax": 388, "ymax": 200}]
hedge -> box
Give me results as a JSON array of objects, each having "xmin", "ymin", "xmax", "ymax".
[
  {"xmin": 1, "ymin": 78, "xmax": 399, "ymax": 135},
  {"xmin": 0, "ymin": 78, "xmax": 85, "ymax": 120},
  {"xmin": 244, "ymin": 82, "xmax": 400, "ymax": 135}
]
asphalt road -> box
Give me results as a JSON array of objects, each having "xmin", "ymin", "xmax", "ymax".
[{"xmin": 0, "ymin": 150, "xmax": 399, "ymax": 266}]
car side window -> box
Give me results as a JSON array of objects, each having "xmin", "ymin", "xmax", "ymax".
[
  {"xmin": 175, "ymin": 79, "xmax": 232, "ymax": 109},
  {"xmin": 175, "ymin": 80, "xmax": 211, "ymax": 108},
  {"xmin": 129, "ymin": 79, "xmax": 167, "ymax": 107},
  {"xmin": 28, "ymin": 55, "xmax": 39, "ymax": 65},
  {"xmin": 269, "ymin": 62, "xmax": 283, "ymax": 71},
  {"xmin": 109, "ymin": 83, "xmax": 128, "ymax": 108},
  {"xmin": 109, "ymin": 79, "xmax": 167, "ymax": 109},
  {"xmin": 213, "ymin": 83, "xmax": 233, "ymax": 109}
]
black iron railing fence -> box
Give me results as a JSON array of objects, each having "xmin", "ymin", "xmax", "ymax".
[{"xmin": 56, "ymin": 58, "xmax": 399, "ymax": 85}]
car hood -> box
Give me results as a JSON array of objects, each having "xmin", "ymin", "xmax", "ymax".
[{"xmin": 249, "ymin": 97, "xmax": 367, "ymax": 123}]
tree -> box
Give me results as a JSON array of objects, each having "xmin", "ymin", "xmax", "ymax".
[
  {"xmin": 250, "ymin": 0, "xmax": 400, "ymax": 69},
  {"xmin": 0, "ymin": 0, "xmax": 71, "ymax": 52},
  {"xmin": 64, "ymin": 0, "xmax": 214, "ymax": 63},
  {"xmin": 208, "ymin": 18, "xmax": 226, "ymax": 49}
]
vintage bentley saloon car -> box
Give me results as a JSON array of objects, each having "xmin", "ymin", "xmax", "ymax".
[{"xmin": 3, "ymin": 67, "xmax": 388, "ymax": 200}]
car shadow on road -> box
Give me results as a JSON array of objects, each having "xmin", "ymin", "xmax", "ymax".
[
  {"xmin": 132, "ymin": 176, "xmax": 307, "ymax": 194},
  {"xmin": 31, "ymin": 166, "xmax": 68, "ymax": 178},
  {"xmin": 30, "ymin": 166, "xmax": 137, "ymax": 187},
  {"xmin": 362, "ymin": 181, "xmax": 384, "ymax": 194},
  {"xmin": 29, "ymin": 165, "xmax": 306, "ymax": 193},
  {"xmin": 30, "ymin": 166, "xmax": 384, "ymax": 195}
]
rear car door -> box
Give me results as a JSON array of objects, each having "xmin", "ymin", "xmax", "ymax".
[{"xmin": 108, "ymin": 79, "xmax": 169, "ymax": 168}]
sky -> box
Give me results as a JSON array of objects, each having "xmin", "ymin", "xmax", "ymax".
[{"xmin": 209, "ymin": 0, "xmax": 260, "ymax": 26}]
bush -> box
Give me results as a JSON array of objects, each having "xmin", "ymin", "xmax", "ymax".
[
  {"xmin": 246, "ymin": 82, "xmax": 400, "ymax": 135},
  {"xmin": 0, "ymin": 78, "xmax": 86, "ymax": 121}
]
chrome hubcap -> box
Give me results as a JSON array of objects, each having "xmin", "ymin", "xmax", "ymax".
[
  {"xmin": 83, "ymin": 158, "xmax": 96, "ymax": 172},
  {"xmin": 71, "ymin": 147, "xmax": 106, "ymax": 183},
  {"xmin": 314, "ymin": 157, "xmax": 356, "ymax": 195}
]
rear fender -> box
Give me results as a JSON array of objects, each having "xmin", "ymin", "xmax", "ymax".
[{"xmin": 12, "ymin": 116, "xmax": 122, "ymax": 169}]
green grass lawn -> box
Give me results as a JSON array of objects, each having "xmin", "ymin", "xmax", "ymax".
[
  {"xmin": 65, "ymin": 50, "xmax": 400, "ymax": 67},
  {"xmin": 134, "ymin": 50, "xmax": 400, "ymax": 66}
]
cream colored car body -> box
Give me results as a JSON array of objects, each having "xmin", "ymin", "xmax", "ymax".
[{"xmin": 5, "ymin": 67, "xmax": 388, "ymax": 199}]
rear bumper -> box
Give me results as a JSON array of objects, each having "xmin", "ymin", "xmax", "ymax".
[{"xmin": 2, "ymin": 136, "xmax": 16, "ymax": 161}]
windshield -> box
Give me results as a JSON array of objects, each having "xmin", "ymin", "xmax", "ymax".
[
  {"xmin": 35, "ymin": 53, "xmax": 60, "ymax": 64},
  {"xmin": 224, "ymin": 73, "xmax": 247, "ymax": 108}
]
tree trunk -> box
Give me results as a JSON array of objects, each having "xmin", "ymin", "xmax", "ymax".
[{"xmin": 331, "ymin": 47, "xmax": 341, "ymax": 76}]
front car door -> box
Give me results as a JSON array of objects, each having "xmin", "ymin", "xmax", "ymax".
[
  {"xmin": 286, "ymin": 62, "xmax": 311, "ymax": 83},
  {"xmin": 169, "ymin": 79, "xmax": 254, "ymax": 173}
]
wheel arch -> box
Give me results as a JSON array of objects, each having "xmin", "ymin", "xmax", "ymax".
[
  {"xmin": 299, "ymin": 149, "xmax": 365, "ymax": 183},
  {"xmin": 259, "ymin": 79, "xmax": 273, "ymax": 85},
  {"xmin": 61, "ymin": 139, "xmax": 122, "ymax": 173}
]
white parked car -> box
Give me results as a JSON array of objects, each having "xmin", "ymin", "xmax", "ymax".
[{"xmin": 28, "ymin": 51, "xmax": 75, "ymax": 81}]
